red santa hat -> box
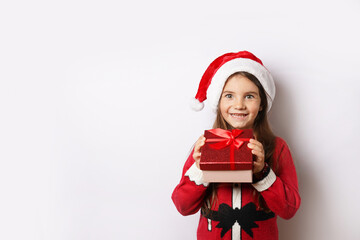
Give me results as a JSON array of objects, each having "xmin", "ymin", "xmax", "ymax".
[{"xmin": 191, "ymin": 51, "xmax": 276, "ymax": 112}]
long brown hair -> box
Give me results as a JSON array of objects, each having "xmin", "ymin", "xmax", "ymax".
[{"xmin": 202, "ymin": 72, "xmax": 276, "ymax": 214}]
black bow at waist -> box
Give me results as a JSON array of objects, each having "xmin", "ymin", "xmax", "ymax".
[{"xmin": 203, "ymin": 202, "xmax": 275, "ymax": 238}]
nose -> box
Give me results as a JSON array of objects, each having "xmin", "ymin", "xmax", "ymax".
[{"xmin": 234, "ymin": 98, "xmax": 245, "ymax": 109}]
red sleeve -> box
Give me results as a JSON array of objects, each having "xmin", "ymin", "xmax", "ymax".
[
  {"xmin": 256, "ymin": 137, "xmax": 301, "ymax": 219},
  {"xmin": 171, "ymin": 149, "xmax": 208, "ymax": 216}
]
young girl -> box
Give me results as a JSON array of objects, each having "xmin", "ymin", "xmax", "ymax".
[{"xmin": 171, "ymin": 51, "xmax": 301, "ymax": 240}]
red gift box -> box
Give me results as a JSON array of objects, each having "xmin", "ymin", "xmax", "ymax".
[{"xmin": 200, "ymin": 128, "xmax": 253, "ymax": 183}]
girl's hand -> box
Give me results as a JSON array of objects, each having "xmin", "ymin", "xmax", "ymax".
[
  {"xmin": 247, "ymin": 138, "xmax": 265, "ymax": 174},
  {"xmin": 193, "ymin": 135, "xmax": 206, "ymax": 169}
]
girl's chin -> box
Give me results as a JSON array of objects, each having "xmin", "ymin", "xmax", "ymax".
[
  {"xmin": 228, "ymin": 124, "xmax": 252, "ymax": 130},
  {"xmin": 226, "ymin": 120, "xmax": 254, "ymax": 129}
]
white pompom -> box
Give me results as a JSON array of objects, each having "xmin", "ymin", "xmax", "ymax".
[{"xmin": 190, "ymin": 98, "xmax": 204, "ymax": 111}]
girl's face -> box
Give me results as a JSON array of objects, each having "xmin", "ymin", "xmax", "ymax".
[{"xmin": 219, "ymin": 74, "xmax": 262, "ymax": 129}]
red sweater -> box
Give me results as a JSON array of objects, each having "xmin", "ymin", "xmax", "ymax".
[{"xmin": 172, "ymin": 137, "xmax": 301, "ymax": 240}]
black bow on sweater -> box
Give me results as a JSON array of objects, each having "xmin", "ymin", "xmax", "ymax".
[{"xmin": 204, "ymin": 202, "xmax": 275, "ymax": 238}]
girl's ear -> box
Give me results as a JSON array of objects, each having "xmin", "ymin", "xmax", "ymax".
[{"xmin": 259, "ymin": 106, "xmax": 263, "ymax": 111}]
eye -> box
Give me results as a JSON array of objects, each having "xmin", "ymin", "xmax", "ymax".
[
  {"xmin": 245, "ymin": 94, "xmax": 254, "ymax": 99},
  {"xmin": 224, "ymin": 93, "xmax": 233, "ymax": 99}
]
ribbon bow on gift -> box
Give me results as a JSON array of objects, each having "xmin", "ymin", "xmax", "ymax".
[{"xmin": 205, "ymin": 128, "xmax": 251, "ymax": 170}]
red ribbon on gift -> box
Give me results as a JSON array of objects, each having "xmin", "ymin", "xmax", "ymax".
[{"xmin": 205, "ymin": 128, "xmax": 251, "ymax": 170}]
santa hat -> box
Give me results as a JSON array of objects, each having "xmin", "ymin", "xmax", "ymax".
[{"xmin": 191, "ymin": 51, "xmax": 276, "ymax": 112}]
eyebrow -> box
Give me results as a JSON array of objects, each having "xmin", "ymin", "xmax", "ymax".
[
  {"xmin": 222, "ymin": 90, "xmax": 259, "ymax": 95},
  {"xmin": 222, "ymin": 91, "xmax": 235, "ymax": 94},
  {"xmin": 245, "ymin": 91, "xmax": 259, "ymax": 95}
]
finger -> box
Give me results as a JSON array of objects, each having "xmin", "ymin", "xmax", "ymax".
[
  {"xmin": 249, "ymin": 138, "xmax": 261, "ymax": 145},
  {"xmin": 197, "ymin": 139, "xmax": 206, "ymax": 151},
  {"xmin": 194, "ymin": 140, "xmax": 201, "ymax": 152},
  {"xmin": 249, "ymin": 139, "xmax": 264, "ymax": 150},
  {"xmin": 194, "ymin": 136, "xmax": 206, "ymax": 152},
  {"xmin": 253, "ymin": 161, "xmax": 263, "ymax": 169},
  {"xmin": 194, "ymin": 143, "xmax": 202, "ymax": 153},
  {"xmin": 193, "ymin": 152, "xmax": 201, "ymax": 159},
  {"xmin": 247, "ymin": 143, "xmax": 264, "ymax": 153},
  {"xmin": 251, "ymin": 150, "xmax": 264, "ymax": 161},
  {"xmin": 200, "ymin": 137, "xmax": 206, "ymax": 146},
  {"xmin": 198, "ymin": 135, "xmax": 206, "ymax": 143}
]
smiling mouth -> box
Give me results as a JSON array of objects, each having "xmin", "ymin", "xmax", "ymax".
[{"xmin": 230, "ymin": 113, "xmax": 248, "ymax": 118}]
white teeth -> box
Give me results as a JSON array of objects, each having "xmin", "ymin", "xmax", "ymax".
[{"xmin": 230, "ymin": 113, "xmax": 247, "ymax": 117}]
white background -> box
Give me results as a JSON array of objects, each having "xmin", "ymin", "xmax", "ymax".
[{"xmin": 1, "ymin": 0, "xmax": 360, "ymax": 239}]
